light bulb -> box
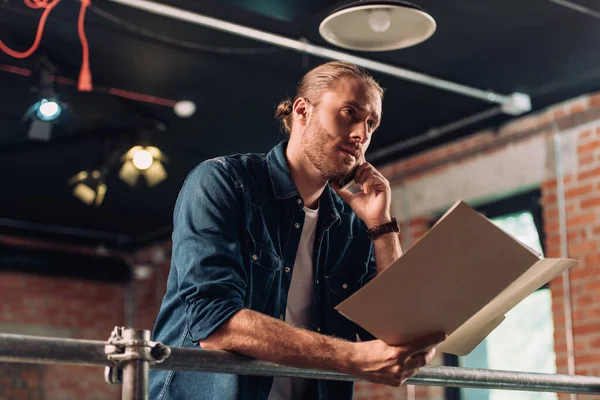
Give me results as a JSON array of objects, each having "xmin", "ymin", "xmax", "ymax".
[
  {"xmin": 174, "ymin": 100, "xmax": 196, "ymax": 118},
  {"xmin": 368, "ymin": 9, "xmax": 391, "ymax": 33},
  {"xmin": 132, "ymin": 149, "xmax": 154, "ymax": 170},
  {"xmin": 37, "ymin": 99, "xmax": 61, "ymax": 121}
]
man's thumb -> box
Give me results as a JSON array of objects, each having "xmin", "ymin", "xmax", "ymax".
[{"xmin": 330, "ymin": 180, "xmax": 352, "ymax": 202}]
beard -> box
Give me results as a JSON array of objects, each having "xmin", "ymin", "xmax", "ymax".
[{"xmin": 301, "ymin": 112, "xmax": 360, "ymax": 182}]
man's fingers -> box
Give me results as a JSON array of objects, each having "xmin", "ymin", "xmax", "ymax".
[
  {"xmin": 404, "ymin": 332, "xmax": 447, "ymax": 357},
  {"xmin": 403, "ymin": 350, "xmax": 433, "ymax": 370},
  {"xmin": 330, "ymin": 180, "xmax": 353, "ymax": 202}
]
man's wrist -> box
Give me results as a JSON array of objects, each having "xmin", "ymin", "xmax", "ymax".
[
  {"xmin": 364, "ymin": 214, "xmax": 393, "ymax": 229},
  {"xmin": 366, "ymin": 216, "xmax": 400, "ymax": 240}
]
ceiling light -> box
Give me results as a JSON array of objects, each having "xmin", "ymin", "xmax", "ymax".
[
  {"xmin": 174, "ymin": 100, "xmax": 196, "ymax": 118},
  {"xmin": 368, "ymin": 9, "xmax": 392, "ymax": 32},
  {"xmin": 69, "ymin": 170, "xmax": 107, "ymax": 207},
  {"xmin": 319, "ymin": 1, "xmax": 436, "ymax": 51},
  {"xmin": 119, "ymin": 145, "xmax": 167, "ymax": 187}
]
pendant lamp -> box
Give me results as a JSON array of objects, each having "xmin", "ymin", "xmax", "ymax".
[{"xmin": 319, "ymin": 1, "xmax": 436, "ymax": 51}]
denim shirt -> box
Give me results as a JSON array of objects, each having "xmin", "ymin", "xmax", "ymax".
[{"xmin": 149, "ymin": 141, "xmax": 377, "ymax": 400}]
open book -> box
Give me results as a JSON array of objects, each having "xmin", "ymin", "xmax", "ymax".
[{"xmin": 335, "ymin": 200, "xmax": 578, "ymax": 356}]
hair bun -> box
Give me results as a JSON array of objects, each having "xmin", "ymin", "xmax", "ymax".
[
  {"xmin": 275, "ymin": 99, "xmax": 293, "ymax": 117},
  {"xmin": 274, "ymin": 98, "xmax": 293, "ymax": 134}
]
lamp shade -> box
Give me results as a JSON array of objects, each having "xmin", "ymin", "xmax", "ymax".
[{"xmin": 319, "ymin": 1, "xmax": 436, "ymax": 51}]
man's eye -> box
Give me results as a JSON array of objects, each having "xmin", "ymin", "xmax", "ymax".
[
  {"xmin": 344, "ymin": 108, "xmax": 356, "ymax": 117},
  {"xmin": 368, "ymin": 121, "xmax": 376, "ymax": 129}
]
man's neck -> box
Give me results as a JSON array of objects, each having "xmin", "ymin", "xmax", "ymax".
[{"xmin": 285, "ymin": 144, "xmax": 327, "ymax": 210}]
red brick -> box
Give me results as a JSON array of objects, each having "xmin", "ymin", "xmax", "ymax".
[
  {"xmin": 574, "ymin": 322, "xmax": 600, "ymax": 336},
  {"xmin": 584, "ymin": 254, "xmax": 600, "ymax": 266},
  {"xmin": 581, "ymin": 196, "xmax": 600, "ymax": 209},
  {"xmin": 590, "ymin": 93, "xmax": 600, "ymax": 108},
  {"xmin": 590, "ymin": 335, "xmax": 600, "ymax": 348},
  {"xmin": 580, "ymin": 154, "xmax": 595, "ymax": 167},
  {"xmin": 542, "ymin": 193, "xmax": 558, "ymax": 205},
  {"xmin": 553, "ymin": 108, "xmax": 568, "ymax": 120},
  {"xmin": 566, "ymin": 184, "xmax": 595, "ymax": 199},
  {"xmin": 579, "ymin": 166, "xmax": 600, "ymax": 181},
  {"xmin": 583, "ymin": 280, "xmax": 600, "ymax": 292},
  {"xmin": 571, "ymin": 102, "xmax": 588, "ymax": 114},
  {"xmin": 577, "ymin": 140, "xmax": 600, "ymax": 154},
  {"xmin": 576, "ymin": 353, "xmax": 600, "ymax": 365},
  {"xmin": 579, "ymin": 129, "xmax": 593, "ymax": 140},
  {"xmin": 569, "ymin": 240, "xmax": 598, "ymax": 254},
  {"xmin": 566, "ymin": 212, "xmax": 596, "ymax": 228},
  {"xmin": 572, "ymin": 265, "xmax": 599, "ymax": 280}
]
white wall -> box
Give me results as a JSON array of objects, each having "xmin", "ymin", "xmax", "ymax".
[{"xmin": 390, "ymin": 128, "xmax": 581, "ymax": 221}]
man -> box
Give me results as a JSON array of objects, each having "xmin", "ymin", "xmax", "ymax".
[{"xmin": 149, "ymin": 61, "xmax": 445, "ymax": 400}]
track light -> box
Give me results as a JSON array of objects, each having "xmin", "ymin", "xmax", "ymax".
[
  {"xmin": 69, "ymin": 169, "xmax": 107, "ymax": 207},
  {"xmin": 319, "ymin": 1, "xmax": 436, "ymax": 51},
  {"xmin": 26, "ymin": 58, "xmax": 66, "ymax": 141},
  {"xmin": 119, "ymin": 145, "xmax": 167, "ymax": 187}
]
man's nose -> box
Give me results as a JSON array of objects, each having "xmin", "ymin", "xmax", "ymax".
[{"xmin": 350, "ymin": 124, "xmax": 369, "ymax": 144}]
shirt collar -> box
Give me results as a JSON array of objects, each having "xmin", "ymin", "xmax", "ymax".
[{"xmin": 266, "ymin": 140, "xmax": 300, "ymax": 200}]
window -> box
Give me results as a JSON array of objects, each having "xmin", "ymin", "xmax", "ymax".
[{"xmin": 455, "ymin": 194, "xmax": 557, "ymax": 400}]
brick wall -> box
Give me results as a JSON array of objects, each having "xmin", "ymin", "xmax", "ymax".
[
  {"xmin": 0, "ymin": 271, "xmax": 125, "ymax": 400},
  {"xmin": 374, "ymin": 91, "xmax": 600, "ymax": 399},
  {"xmin": 541, "ymin": 123, "xmax": 600, "ymax": 400}
]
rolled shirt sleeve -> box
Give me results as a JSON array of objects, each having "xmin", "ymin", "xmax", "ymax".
[{"xmin": 172, "ymin": 158, "xmax": 248, "ymax": 342}]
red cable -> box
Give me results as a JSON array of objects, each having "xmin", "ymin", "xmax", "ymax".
[
  {"xmin": 0, "ymin": 0, "xmax": 93, "ymax": 92},
  {"xmin": 0, "ymin": 64, "xmax": 178, "ymax": 108},
  {"xmin": 0, "ymin": 0, "xmax": 62, "ymax": 58},
  {"xmin": 77, "ymin": 0, "xmax": 92, "ymax": 91}
]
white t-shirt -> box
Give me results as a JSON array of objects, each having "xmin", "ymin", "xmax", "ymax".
[{"xmin": 268, "ymin": 206, "xmax": 319, "ymax": 400}]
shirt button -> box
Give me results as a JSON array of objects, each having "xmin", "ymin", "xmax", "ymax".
[
  {"xmin": 297, "ymin": 198, "xmax": 302, "ymax": 205},
  {"xmin": 279, "ymin": 314, "xmax": 284, "ymax": 320},
  {"xmin": 342, "ymin": 283, "xmax": 348, "ymax": 290},
  {"xmin": 316, "ymin": 279, "xmax": 319, "ymax": 284},
  {"xmin": 317, "ymin": 327, "xmax": 321, "ymax": 333},
  {"xmin": 284, "ymin": 267, "xmax": 291, "ymax": 273},
  {"xmin": 252, "ymin": 254, "xmax": 258, "ymax": 261},
  {"xmin": 294, "ymin": 223, "xmax": 301, "ymax": 229}
]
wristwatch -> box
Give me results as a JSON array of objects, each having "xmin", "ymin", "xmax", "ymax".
[{"xmin": 366, "ymin": 216, "xmax": 400, "ymax": 240}]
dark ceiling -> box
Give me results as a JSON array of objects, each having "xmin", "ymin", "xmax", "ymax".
[{"xmin": 1, "ymin": 0, "xmax": 600, "ymax": 250}]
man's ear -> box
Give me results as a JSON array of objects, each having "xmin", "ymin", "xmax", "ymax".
[{"xmin": 292, "ymin": 97, "xmax": 311, "ymax": 126}]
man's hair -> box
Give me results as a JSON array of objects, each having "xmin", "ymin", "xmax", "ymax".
[{"xmin": 274, "ymin": 61, "xmax": 384, "ymax": 134}]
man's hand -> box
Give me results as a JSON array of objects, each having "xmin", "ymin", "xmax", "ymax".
[
  {"xmin": 332, "ymin": 163, "xmax": 392, "ymax": 228},
  {"xmin": 348, "ymin": 332, "xmax": 447, "ymax": 386}
]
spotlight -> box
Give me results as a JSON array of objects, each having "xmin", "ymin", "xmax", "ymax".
[
  {"xmin": 319, "ymin": 1, "xmax": 436, "ymax": 51},
  {"xmin": 69, "ymin": 169, "xmax": 107, "ymax": 206},
  {"xmin": 119, "ymin": 145, "xmax": 167, "ymax": 187},
  {"xmin": 36, "ymin": 99, "xmax": 62, "ymax": 121},
  {"xmin": 25, "ymin": 58, "xmax": 65, "ymax": 141}
]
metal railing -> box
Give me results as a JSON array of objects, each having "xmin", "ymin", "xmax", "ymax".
[{"xmin": 1, "ymin": 327, "xmax": 600, "ymax": 400}]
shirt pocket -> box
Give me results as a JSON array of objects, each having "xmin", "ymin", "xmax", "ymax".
[
  {"xmin": 247, "ymin": 234, "xmax": 282, "ymax": 312},
  {"xmin": 325, "ymin": 263, "xmax": 369, "ymax": 298}
]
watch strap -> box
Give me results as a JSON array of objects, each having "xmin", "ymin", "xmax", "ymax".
[{"xmin": 366, "ymin": 216, "xmax": 400, "ymax": 240}]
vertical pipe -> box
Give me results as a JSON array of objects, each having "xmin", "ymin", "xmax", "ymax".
[
  {"xmin": 125, "ymin": 267, "xmax": 136, "ymax": 328},
  {"xmin": 401, "ymin": 185, "xmax": 416, "ymax": 400},
  {"xmin": 122, "ymin": 360, "xmax": 149, "ymax": 400},
  {"xmin": 552, "ymin": 127, "xmax": 577, "ymax": 400},
  {"xmin": 401, "ymin": 185, "xmax": 412, "ymax": 251},
  {"xmin": 121, "ymin": 329, "xmax": 150, "ymax": 400}
]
